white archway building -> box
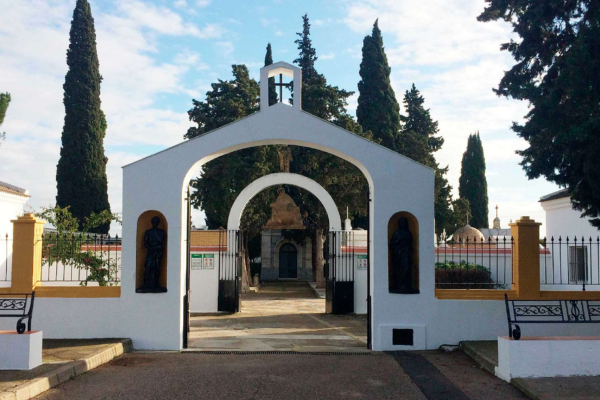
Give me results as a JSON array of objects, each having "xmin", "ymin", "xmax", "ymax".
[
  {"xmin": 121, "ymin": 62, "xmax": 435, "ymax": 350},
  {"xmin": 227, "ymin": 173, "xmax": 342, "ymax": 231}
]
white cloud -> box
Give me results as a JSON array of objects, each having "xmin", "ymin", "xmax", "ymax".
[
  {"xmin": 173, "ymin": 0, "xmax": 187, "ymax": 9},
  {"xmin": 320, "ymin": 52, "xmax": 336, "ymax": 60},
  {"xmin": 196, "ymin": 0, "xmax": 211, "ymax": 7},
  {"xmin": 118, "ymin": 0, "xmax": 223, "ymax": 38},
  {"xmin": 0, "ymin": 0, "xmax": 213, "ymax": 233},
  {"xmin": 216, "ymin": 41, "xmax": 235, "ymax": 57}
]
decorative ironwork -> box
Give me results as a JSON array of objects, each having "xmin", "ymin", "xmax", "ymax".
[
  {"xmin": 0, "ymin": 292, "xmax": 35, "ymax": 334},
  {"xmin": 589, "ymin": 305, "xmax": 600, "ymax": 317},
  {"xmin": 567, "ymin": 300, "xmax": 584, "ymax": 321},
  {"xmin": 0, "ymin": 299, "xmax": 26, "ymax": 310},
  {"xmin": 513, "ymin": 305, "xmax": 562, "ymax": 317},
  {"xmin": 505, "ymin": 294, "xmax": 600, "ymax": 340}
]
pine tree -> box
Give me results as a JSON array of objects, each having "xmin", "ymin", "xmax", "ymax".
[
  {"xmin": 479, "ymin": 0, "xmax": 600, "ymax": 229},
  {"xmin": 399, "ymin": 84, "xmax": 454, "ymax": 234},
  {"xmin": 459, "ymin": 133, "xmax": 489, "ymax": 228},
  {"xmin": 264, "ymin": 43, "xmax": 278, "ymax": 106},
  {"xmin": 56, "ymin": 0, "xmax": 110, "ymax": 234},
  {"xmin": 0, "ymin": 92, "xmax": 10, "ymax": 145},
  {"xmin": 356, "ymin": 20, "xmax": 401, "ymax": 151}
]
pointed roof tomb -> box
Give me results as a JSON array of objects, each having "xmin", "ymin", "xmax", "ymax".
[{"xmin": 260, "ymin": 61, "xmax": 302, "ymax": 111}]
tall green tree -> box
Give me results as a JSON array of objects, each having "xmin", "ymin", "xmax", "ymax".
[
  {"xmin": 0, "ymin": 92, "xmax": 10, "ymax": 145},
  {"xmin": 356, "ymin": 20, "xmax": 401, "ymax": 151},
  {"xmin": 459, "ymin": 133, "xmax": 489, "ymax": 228},
  {"xmin": 293, "ymin": 14, "xmax": 356, "ymax": 126},
  {"xmin": 399, "ymin": 84, "xmax": 454, "ymax": 234},
  {"xmin": 56, "ymin": 0, "xmax": 110, "ymax": 234},
  {"xmin": 479, "ymin": 0, "xmax": 600, "ymax": 228},
  {"xmin": 264, "ymin": 43, "xmax": 278, "ymax": 106}
]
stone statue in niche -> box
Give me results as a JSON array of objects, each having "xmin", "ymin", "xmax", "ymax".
[
  {"xmin": 389, "ymin": 217, "xmax": 418, "ymax": 294},
  {"xmin": 137, "ymin": 216, "xmax": 167, "ymax": 293}
]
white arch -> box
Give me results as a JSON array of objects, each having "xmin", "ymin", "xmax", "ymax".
[{"xmin": 227, "ymin": 173, "xmax": 342, "ymax": 231}]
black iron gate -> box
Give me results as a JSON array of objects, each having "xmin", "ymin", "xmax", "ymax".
[
  {"xmin": 325, "ymin": 231, "xmax": 355, "ymax": 314},
  {"xmin": 218, "ymin": 229, "xmax": 242, "ymax": 313},
  {"xmin": 183, "ymin": 187, "xmax": 192, "ymax": 348}
]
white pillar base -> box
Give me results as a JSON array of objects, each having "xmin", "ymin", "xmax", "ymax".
[
  {"xmin": 0, "ymin": 330, "xmax": 43, "ymax": 370},
  {"xmin": 496, "ymin": 336, "xmax": 600, "ymax": 382}
]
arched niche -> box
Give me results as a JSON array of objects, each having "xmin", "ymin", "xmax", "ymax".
[
  {"xmin": 136, "ymin": 210, "xmax": 168, "ymax": 292},
  {"xmin": 387, "ymin": 211, "xmax": 419, "ymax": 294}
]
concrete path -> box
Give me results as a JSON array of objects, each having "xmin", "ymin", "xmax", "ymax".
[
  {"xmin": 0, "ymin": 339, "xmax": 131, "ymax": 400},
  {"xmin": 188, "ymin": 282, "xmax": 367, "ymax": 352},
  {"xmin": 34, "ymin": 350, "xmax": 524, "ymax": 400}
]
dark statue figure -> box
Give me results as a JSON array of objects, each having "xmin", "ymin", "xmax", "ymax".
[
  {"xmin": 137, "ymin": 216, "xmax": 167, "ymax": 293},
  {"xmin": 389, "ymin": 217, "xmax": 418, "ymax": 294}
]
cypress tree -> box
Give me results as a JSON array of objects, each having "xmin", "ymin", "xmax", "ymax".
[
  {"xmin": 0, "ymin": 92, "xmax": 10, "ymax": 145},
  {"xmin": 0, "ymin": 92, "xmax": 10, "ymax": 127},
  {"xmin": 357, "ymin": 20, "xmax": 401, "ymax": 151},
  {"xmin": 56, "ymin": 0, "xmax": 110, "ymax": 234},
  {"xmin": 264, "ymin": 43, "xmax": 278, "ymax": 106},
  {"xmin": 399, "ymin": 84, "xmax": 454, "ymax": 235},
  {"xmin": 458, "ymin": 132, "xmax": 489, "ymax": 228}
]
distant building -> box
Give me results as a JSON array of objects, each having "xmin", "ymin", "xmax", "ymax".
[
  {"xmin": 0, "ymin": 181, "xmax": 30, "ymax": 283},
  {"xmin": 0, "ymin": 181, "xmax": 29, "ymax": 237},
  {"xmin": 540, "ymin": 189, "xmax": 600, "ymax": 289},
  {"xmin": 540, "ymin": 189, "xmax": 599, "ymax": 240},
  {"xmin": 480, "ymin": 205, "xmax": 511, "ymax": 241}
]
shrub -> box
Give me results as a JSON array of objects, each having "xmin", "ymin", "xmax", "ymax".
[{"xmin": 435, "ymin": 261, "xmax": 494, "ymax": 289}]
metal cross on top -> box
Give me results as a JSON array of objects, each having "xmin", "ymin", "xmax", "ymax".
[{"xmin": 272, "ymin": 74, "xmax": 292, "ymax": 103}]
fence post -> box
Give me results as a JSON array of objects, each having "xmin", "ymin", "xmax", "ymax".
[
  {"xmin": 510, "ymin": 216, "xmax": 541, "ymax": 299},
  {"xmin": 10, "ymin": 214, "xmax": 45, "ymax": 293}
]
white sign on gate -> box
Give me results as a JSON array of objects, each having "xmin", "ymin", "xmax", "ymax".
[{"xmin": 191, "ymin": 254, "xmax": 202, "ymax": 270}]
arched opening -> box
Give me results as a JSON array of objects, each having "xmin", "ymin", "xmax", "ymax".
[
  {"xmin": 186, "ymin": 164, "xmax": 369, "ymax": 350},
  {"xmin": 388, "ymin": 211, "xmax": 419, "ymax": 294},
  {"xmin": 136, "ymin": 210, "xmax": 168, "ymax": 292}
]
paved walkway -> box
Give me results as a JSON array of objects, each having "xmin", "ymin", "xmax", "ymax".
[
  {"xmin": 0, "ymin": 339, "xmax": 130, "ymax": 398},
  {"xmin": 35, "ymin": 350, "xmax": 525, "ymax": 400},
  {"xmin": 188, "ymin": 282, "xmax": 367, "ymax": 352}
]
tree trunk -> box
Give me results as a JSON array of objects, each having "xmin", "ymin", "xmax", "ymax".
[
  {"xmin": 242, "ymin": 237, "xmax": 252, "ymax": 292},
  {"xmin": 315, "ymin": 229, "xmax": 325, "ymax": 289}
]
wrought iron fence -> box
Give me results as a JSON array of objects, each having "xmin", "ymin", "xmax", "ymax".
[
  {"xmin": 435, "ymin": 236, "xmax": 514, "ymax": 289},
  {"xmin": 40, "ymin": 233, "xmax": 121, "ymax": 286},
  {"xmin": 540, "ymin": 236, "xmax": 600, "ymax": 291},
  {"xmin": 1, "ymin": 234, "xmax": 12, "ymax": 284}
]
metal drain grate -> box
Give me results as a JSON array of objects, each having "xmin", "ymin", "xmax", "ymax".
[{"xmin": 182, "ymin": 350, "xmax": 371, "ymax": 356}]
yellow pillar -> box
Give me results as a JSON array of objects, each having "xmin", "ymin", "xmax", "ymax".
[
  {"xmin": 510, "ymin": 216, "xmax": 542, "ymax": 299},
  {"xmin": 10, "ymin": 213, "xmax": 45, "ymax": 293}
]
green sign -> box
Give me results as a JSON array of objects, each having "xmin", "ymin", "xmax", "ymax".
[
  {"xmin": 357, "ymin": 254, "xmax": 368, "ymax": 270},
  {"xmin": 191, "ymin": 254, "xmax": 203, "ymax": 270},
  {"xmin": 203, "ymin": 254, "xmax": 215, "ymax": 269},
  {"xmin": 190, "ymin": 253, "xmax": 215, "ymax": 270}
]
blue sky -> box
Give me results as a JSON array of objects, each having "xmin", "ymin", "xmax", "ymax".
[{"xmin": 0, "ymin": 0, "xmax": 559, "ymax": 235}]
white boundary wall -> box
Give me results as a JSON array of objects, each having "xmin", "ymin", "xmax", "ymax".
[
  {"xmin": 4, "ymin": 63, "xmax": 600, "ymax": 349},
  {"xmin": 496, "ymin": 336, "xmax": 600, "ymax": 381}
]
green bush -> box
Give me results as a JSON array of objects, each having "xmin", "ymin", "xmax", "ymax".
[{"xmin": 435, "ymin": 261, "xmax": 495, "ymax": 289}]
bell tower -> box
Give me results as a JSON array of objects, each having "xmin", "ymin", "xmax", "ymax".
[{"xmin": 260, "ymin": 61, "xmax": 302, "ymax": 111}]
